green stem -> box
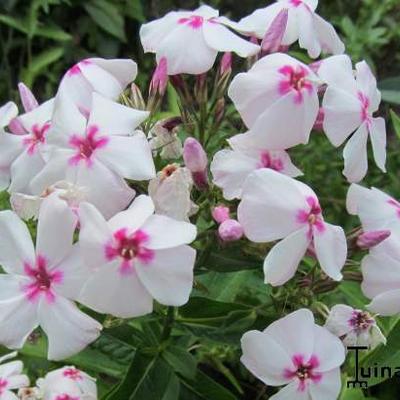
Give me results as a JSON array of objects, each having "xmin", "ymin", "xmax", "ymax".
[{"xmin": 161, "ymin": 306, "xmax": 175, "ymax": 342}]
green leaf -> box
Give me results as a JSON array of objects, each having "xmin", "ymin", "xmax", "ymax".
[
  {"xmin": 340, "ymin": 387, "xmax": 365, "ymax": 399},
  {"xmin": 84, "ymin": 0, "xmax": 126, "ymax": 42},
  {"xmin": 390, "ymin": 109, "xmax": 400, "ymax": 140},
  {"xmin": 21, "ymin": 47, "xmax": 64, "ymax": 86},
  {"xmin": 0, "ymin": 14, "xmax": 29, "ymax": 34},
  {"xmin": 360, "ymin": 319, "xmax": 400, "ymax": 386},
  {"xmin": 180, "ymin": 370, "xmax": 238, "ymax": 400},
  {"xmin": 36, "ymin": 24, "xmax": 72, "ymax": 41},
  {"xmin": 125, "ymin": 0, "xmax": 145, "ymax": 22},
  {"xmin": 200, "ymin": 248, "xmax": 261, "ymax": 272},
  {"xmin": 163, "ymin": 345, "xmax": 197, "ymax": 380},
  {"xmin": 379, "ymin": 77, "xmax": 400, "ymax": 105}
]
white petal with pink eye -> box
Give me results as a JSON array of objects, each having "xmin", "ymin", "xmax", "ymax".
[
  {"xmin": 312, "ymin": 14, "xmax": 345, "ymax": 56},
  {"xmin": 142, "ymin": 214, "xmax": 197, "ymax": 250},
  {"xmin": 108, "ymin": 195, "xmax": 154, "ymax": 232},
  {"xmin": 308, "ymin": 368, "xmax": 342, "ymax": 400},
  {"xmin": 361, "ymin": 252, "xmax": 400, "ymax": 299},
  {"xmin": 355, "ymin": 61, "xmax": 380, "ymax": 111},
  {"xmin": 0, "ymin": 102, "xmax": 18, "ymax": 127},
  {"xmin": 70, "ymin": 158, "xmax": 136, "ymax": 219},
  {"xmin": 88, "ymin": 93, "xmax": 149, "ymax": 135},
  {"xmin": 238, "ymin": 169, "xmax": 308, "ymax": 242},
  {"xmin": 96, "ymin": 132, "xmax": 156, "ymax": 180},
  {"xmin": 313, "ymin": 222, "xmax": 346, "ymax": 281},
  {"xmin": 322, "ymin": 87, "xmax": 362, "ymax": 146},
  {"xmin": 0, "ymin": 276, "xmax": 39, "ymax": 349},
  {"xmin": 0, "ymin": 210, "xmax": 35, "ymax": 274},
  {"xmin": 263, "ymin": 227, "xmax": 310, "ymax": 286},
  {"xmin": 264, "ymin": 309, "xmax": 315, "ymax": 362},
  {"xmin": 343, "ymin": 122, "xmax": 369, "ymax": 183},
  {"xmin": 136, "ymin": 245, "xmax": 195, "ymax": 306},
  {"xmin": 369, "ymin": 117, "xmax": 387, "ymax": 172},
  {"xmin": 18, "ymin": 98, "xmax": 54, "ymax": 132},
  {"xmin": 240, "ymin": 330, "xmax": 293, "ymax": 386},
  {"xmin": 312, "ymin": 325, "xmax": 345, "ymax": 372},
  {"xmin": 157, "ymin": 23, "xmax": 217, "ymax": 75},
  {"xmin": 202, "ymin": 21, "xmax": 259, "ymax": 57},
  {"xmin": 78, "ymin": 261, "xmax": 153, "ymax": 318},
  {"xmin": 36, "ymin": 196, "xmax": 76, "ymax": 268},
  {"xmin": 317, "ymin": 54, "xmax": 357, "ymax": 94},
  {"xmin": 270, "ymin": 380, "xmax": 309, "ymax": 400},
  {"xmin": 38, "ymin": 296, "xmax": 102, "ymax": 361},
  {"xmin": 367, "ymin": 289, "xmax": 400, "ymax": 316}
]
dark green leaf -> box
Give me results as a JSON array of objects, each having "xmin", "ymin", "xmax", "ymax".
[
  {"xmin": 163, "ymin": 345, "xmax": 197, "ymax": 380},
  {"xmin": 390, "ymin": 109, "xmax": 400, "ymax": 140},
  {"xmin": 379, "ymin": 77, "xmax": 400, "ymax": 105},
  {"xmin": 125, "ymin": 0, "xmax": 145, "ymax": 22}
]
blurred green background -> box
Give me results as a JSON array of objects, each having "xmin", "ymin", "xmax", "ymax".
[{"xmin": 0, "ymin": 0, "xmax": 399, "ymax": 104}]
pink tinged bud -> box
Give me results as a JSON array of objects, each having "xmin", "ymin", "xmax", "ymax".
[
  {"xmin": 150, "ymin": 57, "xmax": 168, "ymax": 96},
  {"xmin": 183, "ymin": 138, "xmax": 208, "ymax": 173},
  {"xmin": 18, "ymin": 82, "xmax": 38, "ymax": 112},
  {"xmin": 357, "ymin": 230, "xmax": 391, "ymax": 250},
  {"xmin": 218, "ymin": 219, "xmax": 244, "ymax": 242},
  {"xmin": 212, "ymin": 205, "xmax": 230, "ymax": 224},
  {"xmin": 220, "ymin": 52, "xmax": 232, "ymax": 75},
  {"xmin": 8, "ymin": 117, "xmax": 26, "ymax": 134},
  {"xmin": 261, "ymin": 8, "xmax": 288, "ymax": 54},
  {"xmin": 313, "ymin": 107, "xmax": 325, "ymax": 131}
]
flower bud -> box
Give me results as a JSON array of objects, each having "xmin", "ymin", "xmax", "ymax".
[
  {"xmin": 357, "ymin": 230, "xmax": 391, "ymax": 250},
  {"xmin": 215, "ymin": 98, "xmax": 225, "ymax": 125},
  {"xmin": 130, "ymin": 83, "xmax": 146, "ymax": 110},
  {"xmin": 8, "ymin": 117, "xmax": 26, "ymax": 134},
  {"xmin": 18, "ymin": 82, "xmax": 38, "ymax": 112},
  {"xmin": 149, "ymin": 57, "xmax": 168, "ymax": 97},
  {"xmin": 261, "ymin": 8, "xmax": 288, "ymax": 54},
  {"xmin": 194, "ymin": 73, "xmax": 208, "ymax": 104},
  {"xmin": 220, "ymin": 52, "xmax": 232, "ymax": 76},
  {"xmin": 183, "ymin": 138, "xmax": 208, "ymax": 173},
  {"xmin": 212, "ymin": 205, "xmax": 230, "ymax": 224},
  {"xmin": 218, "ymin": 219, "xmax": 244, "ymax": 242},
  {"xmin": 313, "ymin": 107, "xmax": 324, "ymax": 131}
]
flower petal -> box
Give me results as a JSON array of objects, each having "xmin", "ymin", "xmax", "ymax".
[
  {"xmin": 270, "ymin": 380, "xmax": 309, "ymax": 400},
  {"xmin": 0, "ymin": 102, "xmax": 18, "ymax": 127},
  {"xmin": 367, "ymin": 289, "xmax": 400, "ymax": 316},
  {"xmin": 308, "ymin": 368, "xmax": 342, "ymax": 400},
  {"xmin": 369, "ymin": 117, "xmax": 386, "ymax": 173}
]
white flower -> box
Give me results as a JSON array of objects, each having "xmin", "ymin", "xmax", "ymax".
[
  {"xmin": 325, "ymin": 304, "xmax": 386, "ymax": 349},
  {"xmin": 238, "ymin": 169, "xmax": 347, "ymax": 286},
  {"xmin": 228, "ymin": 53, "xmax": 320, "ymax": 149},
  {"xmin": 0, "ymin": 197, "xmax": 102, "ymax": 360},
  {"xmin": 0, "ymin": 99, "xmax": 54, "ymax": 193},
  {"xmin": 149, "ymin": 118, "xmax": 183, "ymax": 160},
  {"xmin": 0, "ymin": 352, "xmax": 30, "ymax": 399},
  {"xmin": 57, "ymin": 57, "xmax": 137, "ymax": 115},
  {"xmin": 30, "ymin": 91, "xmax": 155, "ymax": 219},
  {"xmin": 211, "ymin": 132, "xmax": 302, "ymax": 200},
  {"xmin": 0, "ymin": 102, "xmax": 18, "ymax": 129},
  {"xmin": 140, "ymin": 5, "xmax": 260, "ymax": 75},
  {"xmin": 77, "ymin": 195, "xmax": 197, "ymax": 318},
  {"xmin": 318, "ymin": 55, "xmax": 386, "ymax": 182},
  {"xmin": 148, "ymin": 165, "xmax": 198, "ymax": 222},
  {"xmin": 241, "ymin": 309, "xmax": 345, "ymax": 400},
  {"xmin": 36, "ymin": 366, "xmax": 97, "ymax": 400},
  {"xmin": 234, "ymin": 0, "xmax": 344, "ymax": 58}
]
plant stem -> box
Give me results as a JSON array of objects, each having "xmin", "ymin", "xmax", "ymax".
[{"xmin": 161, "ymin": 306, "xmax": 175, "ymax": 342}]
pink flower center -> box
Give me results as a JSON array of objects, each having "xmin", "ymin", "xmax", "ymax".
[
  {"xmin": 387, "ymin": 199, "xmax": 400, "ymax": 218},
  {"xmin": 358, "ymin": 92, "xmax": 371, "ymax": 124},
  {"xmin": 290, "ymin": 0, "xmax": 303, "ymax": 6},
  {"xmin": 67, "ymin": 59, "xmax": 92, "ymax": 77},
  {"xmin": 56, "ymin": 395, "xmax": 79, "ymax": 400},
  {"xmin": 348, "ymin": 310, "xmax": 374, "ymax": 333},
  {"xmin": 63, "ymin": 367, "xmax": 82, "ymax": 381},
  {"xmin": 69, "ymin": 125, "xmax": 108, "ymax": 166},
  {"xmin": 278, "ymin": 65, "xmax": 313, "ymax": 104},
  {"xmin": 0, "ymin": 378, "xmax": 8, "ymax": 394},
  {"xmin": 105, "ymin": 228, "xmax": 154, "ymax": 275},
  {"xmin": 297, "ymin": 196, "xmax": 325, "ymax": 238},
  {"xmin": 284, "ymin": 354, "xmax": 322, "ymax": 392},
  {"xmin": 258, "ymin": 151, "xmax": 284, "ymax": 171},
  {"xmin": 23, "ymin": 122, "xmax": 50, "ymax": 155},
  {"xmin": 178, "ymin": 15, "xmax": 204, "ymax": 29},
  {"xmin": 23, "ymin": 255, "xmax": 63, "ymax": 303}
]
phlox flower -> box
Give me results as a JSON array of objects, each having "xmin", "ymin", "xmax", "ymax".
[
  {"xmin": 241, "ymin": 309, "xmax": 345, "ymax": 400},
  {"xmin": 30, "ymin": 91, "xmax": 155, "ymax": 219},
  {"xmin": 325, "ymin": 304, "xmax": 385, "ymax": 349},
  {"xmin": 228, "ymin": 53, "xmax": 320, "ymax": 149},
  {"xmin": 238, "ymin": 169, "xmax": 347, "ymax": 286},
  {"xmin": 233, "ymin": 0, "xmax": 344, "ymax": 58},
  {"xmin": 140, "ymin": 5, "xmax": 260, "ymax": 75},
  {"xmin": 318, "ymin": 55, "xmax": 386, "ymax": 182},
  {"xmin": 148, "ymin": 164, "xmax": 198, "ymax": 222},
  {"xmin": 0, "ymin": 352, "xmax": 30, "ymax": 399},
  {"xmin": 149, "ymin": 117, "xmax": 183, "ymax": 160},
  {"xmin": 57, "ymin": 57, "xmax": 137, "ymax": 115},
  {"xmin": 36, "ymin": 366, "xmax": 97, "ymax": 400},
  {"xmin": 0, "ymin": 197, "xmax": 102, "ymax": 360},
  {"xmin": 211, "ymin": 132, "xmax": 302, "ymax": 200},
  {"xmin": 0, "ymin": 97, "xmax": 54, "ymax": 193},
  {"xmin": 78, "ymin": 195, "xmax": 197, "ymax": 318}
]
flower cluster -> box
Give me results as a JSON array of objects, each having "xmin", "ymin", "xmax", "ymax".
[{"xmin": 0, "ymin": 0, "xmax": 394, "ymax": 398}]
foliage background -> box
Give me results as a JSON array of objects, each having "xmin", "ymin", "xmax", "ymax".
[{"xmin": 1, "ymin": 0, "xmax": 400, "ymax": 399}]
